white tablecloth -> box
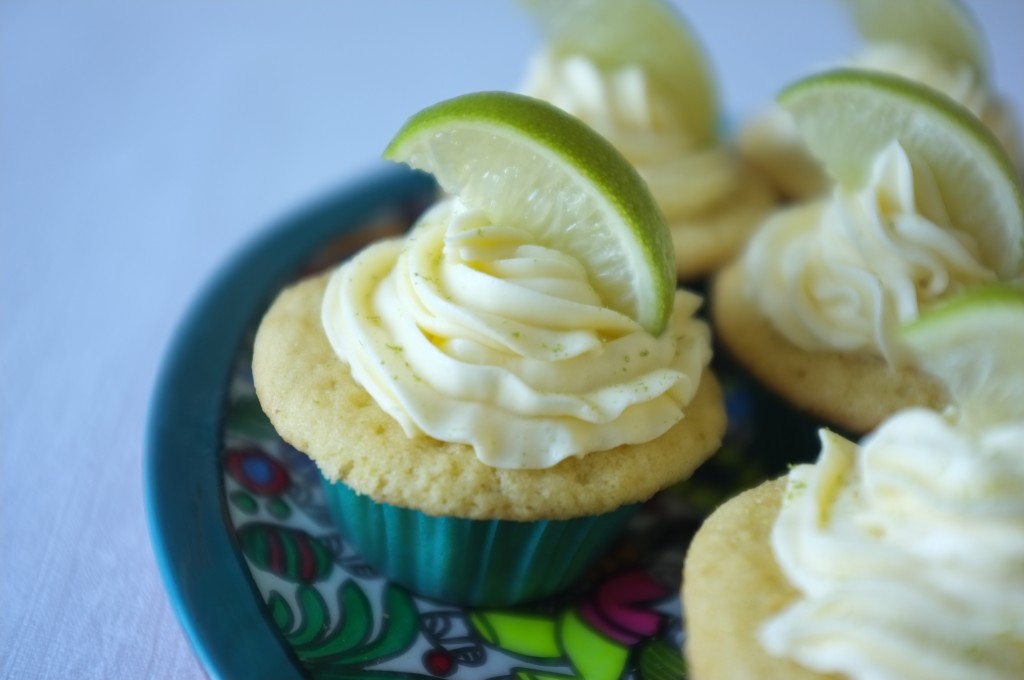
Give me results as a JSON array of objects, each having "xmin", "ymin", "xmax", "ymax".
[{"xmin": 3, "ymin": 1, "xmax": 1021, "ymax": 677}]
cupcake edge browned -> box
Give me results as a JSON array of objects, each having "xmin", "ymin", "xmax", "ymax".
[
  {"xmin": 681, "ymin": 477, "xmax": 841, "ymax": 680},
  {"xmin": 711, "ymin": 261, "xmax": 948, "ymax": 435}
]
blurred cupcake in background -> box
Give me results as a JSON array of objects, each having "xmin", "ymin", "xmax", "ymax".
[
  {"xmin": 713, "ymin": 66, "xmax": 1024, "ymax": 470},
  {"xmin": 519, "ymin": 0, "xmax": 778, "ymax": 282},
  {"xmin": 739, "ymin": 0, "xmax": 1022, "ymax": 201}
]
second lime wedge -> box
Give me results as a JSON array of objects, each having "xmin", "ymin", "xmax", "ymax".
[{"xmin": 903, "ymin": 285, "xmax": 1024, "ymax": 425}]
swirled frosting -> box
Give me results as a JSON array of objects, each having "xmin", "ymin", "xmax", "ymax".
[
  {"xmin": 522, "ymin": 49, "xmax": 740, "ymax": 220},
  {"xmin": 321, "ymin": 196, "xmax": 711, "ymax": 469},
  {"xmin": 744, "ymin": 140, "xmax": 996, "ymax": 364},
  {"xmin": 761, "ymin": 411, "xmax": 1024, "ymax": 678},
  {"xmin": 851, "ymin": 44, "xmax": 1021, "ymax": 166}
]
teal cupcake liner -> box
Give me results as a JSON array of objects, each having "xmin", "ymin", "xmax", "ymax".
[{"xmin": 320, "ymin": 475, "xmax": 638, "ymax": 607}]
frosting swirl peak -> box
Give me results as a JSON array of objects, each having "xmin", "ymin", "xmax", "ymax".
[{"xmin": 322, "ymin": 197, "xmax": 711, "ymax": 469}]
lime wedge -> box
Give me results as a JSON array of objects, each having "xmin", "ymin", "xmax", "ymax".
[
  {"xmin": 840, "ymin": 0, "xmax": 989, "ymax": 76},
  {"xmin": 384, "ymin": 91, "xmax": 675, "ymax": 335},
  {"xmin": 519, "ymin": 0, "xmax": 717, "ymax": 144},
  {"xmin": 780, "ymin": 68, "xmax": 1024, "ymax": 279},
  {"xmin": 903, "ymin": 285, "xmax": 1024, "ymax": 424}
]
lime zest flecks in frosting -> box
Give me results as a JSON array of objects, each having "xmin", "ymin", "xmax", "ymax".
[
  {"xmin": 744, "ymin": 139, "xmax": 996, "ymax": 365},
  {"xmin": 322, "ymin": 196, "xmax": 711, "ymax": 469},
  {"xmin": 783, "ymin": 479, "xmax": 807, "ymax": 505},
  {"xmin": 761, "ymin": 411, "xmax": 1024, "ymax": 678}
]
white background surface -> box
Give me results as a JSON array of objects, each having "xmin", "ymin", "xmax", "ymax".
[{"xmin": 2, "ymin": 1, "xmax": 1021, "ymax": 677}]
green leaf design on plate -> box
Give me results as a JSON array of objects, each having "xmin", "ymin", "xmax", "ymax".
[
  {"xmin": 280, "ymin": 581, "xmax": 420, "ymax": 669},
  {"xmin": 560, "ymin": 610, "xmax": 630, "ymax": 680},
  {"xmin": 225, "ymin": 394, "xmax": 278, "ymax": 440},
  {"xmin": 470, "ymin": 610, "xmax": 561, "ymax": 659},
  {"xmin": 297, "ymin": 580, "xmax": 373, "ymax": 659},
  {"xmin": 238, "ymin": 523, "xmax": 334, "ymax": 583},
  {"xmin": 290, "ymin": 586, "xmax": 331, "ymax": 648},
  {"xmin": 268, "ymin": 590, "xmax": 296, "ymax": 633},
  {"xmin": 638, "ymin": 638, "xmax": 686, "ymax": 679}
]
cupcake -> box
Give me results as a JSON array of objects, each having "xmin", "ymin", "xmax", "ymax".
[
  {"xmin": 685, "ymin": 414, "xmax": 1024, "ymax": 678},
  {"xmin": 683, "ymin": 287, "xmax": 1024, "ymax": 677},
  {"xmin": 518, "ymin": 0, "xmax": 777, "ymax": 281},
  {"xmin": 253, "ymin": 91, "xmax": 726, "ymax": 606},
  {"xmin": 713, "ymin": 68, "xmax": 1024, "ymax": 464},
  {"xmin": 739, "ymin": 0, "xmax": 1022, "ymax": 201}
]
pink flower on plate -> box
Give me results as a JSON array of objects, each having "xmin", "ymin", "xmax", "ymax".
[{"xmin": 578, "ymin": 568, "xmax": 669, "ymax": 645}]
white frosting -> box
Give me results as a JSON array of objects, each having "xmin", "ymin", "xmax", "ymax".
[
  {"xmin": 321, "ymin": 197, "xmax": 711, "ymax": 469},
  {"xmin": 744, "ymin": 140, "xmax": 995, "ymax": 364},
  {"xmin": 761, "ymin": 412, "xmax": 1024, "ymax": 679},
  {"xmin": 852, "ymin": 44, "xmax": 1022, "ymax": 166},
  {"xmin": 521, "ymin": 49, "xmax": 741, "ymax": 220}
]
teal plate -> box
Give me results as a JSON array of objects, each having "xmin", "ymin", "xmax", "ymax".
[{"xmin": 145, "ymin": 166, "xmax": 759, "ymax": 680}]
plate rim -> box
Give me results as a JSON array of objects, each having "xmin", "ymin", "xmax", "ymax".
[{"xmin": 144, "ymin": 166, "xmax": 437, "ymax": 680}]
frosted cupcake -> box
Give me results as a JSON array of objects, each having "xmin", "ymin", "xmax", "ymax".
[
  {"xmin": 253, "ymin": 91, "xmax": 726, "ymax": 606},
  {"xmin": 713, "ymin": 68, "xmax": 1023, "ymax": 451},
  {"xmin": 739, "ymin": 0, "xmax": 1022, "ymax": 200},
  {"xmin": 685, "ymin": 415, "xmax": 1024, "ymax": 679},
  {"xmin": 684, "ymin": 287, "xmax": 1024, "ymax": 678},
  {"xmin": 519, "ymin": 0, "xmax": 776, "ymax": 281}
]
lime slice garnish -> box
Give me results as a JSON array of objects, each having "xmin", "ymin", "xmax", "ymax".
[
  {"xmin": 519, "ymin": 0, "xmax": 717, "ymax": 145},
  {"xmin": 840, "ymin": 0, "xmax": 989, "ymax": 76},
  {"xmin": 384, "ymin": 91, "xmax": 675, "ymax": 336},
  {"xmin": 903, "ymin": 285, "xmax": 1024, "ymax": 424},
  {"xmin": 780, "ymin": 68, "xmax": 1024, "ymax": 279}
]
